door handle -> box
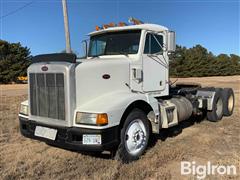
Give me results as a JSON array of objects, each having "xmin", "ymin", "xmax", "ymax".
[{"xmin": 132, "ymin": 68, "xmax": 142, "ymax": 82}]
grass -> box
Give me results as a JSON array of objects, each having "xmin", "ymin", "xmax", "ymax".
[{"xmin": 0, "ymin": 76, "xmax": 239, "ymax": 180}]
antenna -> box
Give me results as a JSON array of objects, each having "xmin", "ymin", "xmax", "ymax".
[{"xmin": 128, "ymin": 17, "xmax": 144, "ymax": 25}]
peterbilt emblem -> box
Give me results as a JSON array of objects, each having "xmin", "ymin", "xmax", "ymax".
[{"xmin": 41, "ymin": 66, "xmax": 48, "ymax": 71}]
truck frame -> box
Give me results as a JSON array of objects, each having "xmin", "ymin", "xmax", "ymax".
[{"xmin": 19, "ymin": 21, "xmax": 235, "ymax": 163}]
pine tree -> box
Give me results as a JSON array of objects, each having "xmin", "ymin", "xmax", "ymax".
[{"xmin": 0, "ymin": 40, "xmax": 31, "ymax": 83}]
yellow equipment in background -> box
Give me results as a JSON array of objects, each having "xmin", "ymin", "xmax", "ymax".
[{"xmin": 17, "ymin": 76, "xmax": 28, "ymax": 83}]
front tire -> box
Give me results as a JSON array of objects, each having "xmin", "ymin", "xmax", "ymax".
[{"xmin": 115, "ymin": 109, "xmax": 150, "ymax": 163}]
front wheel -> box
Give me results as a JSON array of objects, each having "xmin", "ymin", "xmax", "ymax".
[{"xmin": 115, "ymin": 109, "xmax": 150, "ymax": 163}]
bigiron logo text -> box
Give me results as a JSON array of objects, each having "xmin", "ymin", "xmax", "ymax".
[{"xmin": 181, "ymin": 161, "xmax": 237, "ymax": 179}]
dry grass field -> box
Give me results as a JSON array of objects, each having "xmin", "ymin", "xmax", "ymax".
[{"xmin": 0, "ymin": 76, "xmax": 239, "ymax": 180}]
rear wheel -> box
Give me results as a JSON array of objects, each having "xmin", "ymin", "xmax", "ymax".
[
  {"xmin": 115, "ymin": 109, "xmax": 150, "ymax": 163},
  {"xmin": 222, "ymin": 88, "xmax": 234, "ymax": 116},
  {"xmin": 207, "ymin": 89, "xmax": 224, "ymax": 122}
]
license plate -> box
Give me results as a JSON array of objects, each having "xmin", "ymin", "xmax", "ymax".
[
  {"xmin": 34, "ymin": 126, "xmax": 57, "ymax": 140},
  {"xmin": 83, "ymin": 134, "xmax": 101, "ymax": 145}
]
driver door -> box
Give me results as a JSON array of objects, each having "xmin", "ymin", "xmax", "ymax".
[{"xmin": 142, "ymin": 32, "xmax": 167, "ymax": 92}]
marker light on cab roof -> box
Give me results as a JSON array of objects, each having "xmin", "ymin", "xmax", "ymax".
[
  {"xmin": 118, "ymin": 22, "xmax": 127, "ymax": 26},
  {"xmin": 94, "ymin": 17, "xmax": 144, "ymax": 31},
  {"xmin": 95, "ymin": 26, "xmax": 100, "ymax": 31}
]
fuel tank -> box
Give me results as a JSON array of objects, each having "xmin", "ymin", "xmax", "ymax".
[{"xmin": 170, "ymin": 96, "xmax": 193, "ymax": 122}]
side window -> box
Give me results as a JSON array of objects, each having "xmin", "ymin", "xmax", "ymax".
[
  {"xmin": 144, "ymin": 33, "xmax": 150, "ymax": 54},
  {"xmin": 144, "ymin": 33, "xmax": 163, "ymax": 54},
  {"xmin": 151, "ymin": 34, "xmax": 163, "ymax": 54}
]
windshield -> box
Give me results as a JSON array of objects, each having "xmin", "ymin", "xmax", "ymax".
[{"xmin": 88, "ymin": 30, "xmax": 141, "ymax": 57}]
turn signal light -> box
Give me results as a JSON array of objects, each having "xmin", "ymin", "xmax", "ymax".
[{"xmin": 96, "ymin": 114, "xmax": 108, "ymax": 125}]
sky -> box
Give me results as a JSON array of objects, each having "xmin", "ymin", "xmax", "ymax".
[{"xmin": 0, "ymin": 0, "xmax": 239, "ymax": 56}]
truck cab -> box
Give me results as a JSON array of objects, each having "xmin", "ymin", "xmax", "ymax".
[{"xmin": 19, "ymin": 22, "xmax": 234, "ymax": 163}]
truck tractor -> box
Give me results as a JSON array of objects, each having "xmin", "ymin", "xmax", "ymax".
[{"xmin": 19, "ymin": 20, "xmax": 235, "ymax": 163}]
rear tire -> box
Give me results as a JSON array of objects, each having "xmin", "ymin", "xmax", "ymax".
[
  {"xmin": 222, "ymin": 88, "xmax": 234, "ymax": 116},
  {"xmin": 115, "ymin": 109, "xmax": 150, "ymax": 163},
  {"xmin": 207, "ymin": 89, "xmax": 224, "ymax": 122}
]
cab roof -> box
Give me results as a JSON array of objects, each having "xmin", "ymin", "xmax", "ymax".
[{"xmin": 88, "ymin": 23, "xmax": 168, "ymax": 36}]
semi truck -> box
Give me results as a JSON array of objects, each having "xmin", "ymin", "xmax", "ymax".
[{"xmin": 19, "ymin": 20, "xmax": 235, "ymax": 163}]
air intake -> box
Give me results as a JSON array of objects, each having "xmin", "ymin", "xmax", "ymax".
[{"xmin": 29, "ymin": 73, "xmax": 65, "ymax": 120}]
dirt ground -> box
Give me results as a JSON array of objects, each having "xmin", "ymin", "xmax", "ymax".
[{"xmin": 0, "ymin": 76, "xmax": 239, "ymax": 180}]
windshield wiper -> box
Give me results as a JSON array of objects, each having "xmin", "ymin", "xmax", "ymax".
[
  {"xmin": 89, "ymin": 53, "xmax": 105, "ymax": 59},
  {"xmin": 119, "ymin": 51, "xmax": 129, "ymax": 57},
  {"xmin": 89, "ymin": 52, "xmax": 129, "ymax": 58},
  {"xmin": 89, "ymin": 55, "xmax": 99, "ymax": 59}
]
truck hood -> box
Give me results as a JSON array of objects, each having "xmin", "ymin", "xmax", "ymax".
[{"xmin": 75, "ymin": 58, "xmax": 130, "ymax": 109}]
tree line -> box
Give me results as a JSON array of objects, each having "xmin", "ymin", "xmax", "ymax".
[
  {"xmin": 169, "ymin": 45, "xmax": 240, "ymax": 77},
  {"xmin": 0, "ymin": 40, "xmax": 239, "ymax": 84}
]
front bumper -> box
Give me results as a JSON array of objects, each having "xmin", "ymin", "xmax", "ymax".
[{"xmin": 19, "ymin": 116, "xmax": 119, "ymax": 151}]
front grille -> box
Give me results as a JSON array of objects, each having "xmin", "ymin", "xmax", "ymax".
[{"xmin": 29, "ymin": 73, "xmax": 65, "ymax": 120}]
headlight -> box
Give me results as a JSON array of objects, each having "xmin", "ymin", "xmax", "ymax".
[
  {"xmin": 75, "ymin": 112, "xmax": 108, "ymax": 126},
  {"xmin": 20, "ymin": 104, "xmax": 29, "ymax": 116}
]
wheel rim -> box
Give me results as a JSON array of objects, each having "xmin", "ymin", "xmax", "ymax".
[
  {"xmin": 216, "ymin": 98, "xmax": 223, "ymax": 117},
  {"xmin": 124, "ymin": 119, "xmax": 147, "ymax": 156},
  {"xmin": 228, "ymin": 94, "xmax": 234, "ymax": 112}
]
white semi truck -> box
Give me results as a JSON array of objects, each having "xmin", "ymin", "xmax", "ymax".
[{"xmin": 19, "ymin": 21, "xmax": 235, "ymax": 163}]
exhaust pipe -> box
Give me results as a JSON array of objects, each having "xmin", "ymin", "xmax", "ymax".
[{"xmin": 62, "ymin": 0, "xmax": 71, "ymax": 53}]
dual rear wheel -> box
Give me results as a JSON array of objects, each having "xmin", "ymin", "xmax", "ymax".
[{"xmin": 207, "ymin": 88, "xmax": 234, "ymax": 122}]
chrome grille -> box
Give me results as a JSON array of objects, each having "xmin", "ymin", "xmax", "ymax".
[{"xmin": 29, "ymin": 73, "xmax": 65, "ymax": 120}]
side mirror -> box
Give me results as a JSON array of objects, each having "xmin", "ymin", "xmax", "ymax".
[
  {"xmin": 167, "ymin": 31, "xmax": 176, "ymax": 52},
  {"xmin": 81, "ymin": 40, "xmax": 88, "ymax": 58}
]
